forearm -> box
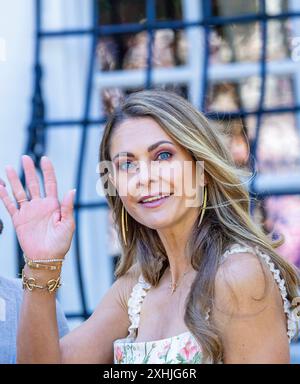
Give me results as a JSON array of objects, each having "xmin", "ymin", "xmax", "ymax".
[{"xmin": 17, "ymin": 265, "xmax": 62, "ymax": 363}]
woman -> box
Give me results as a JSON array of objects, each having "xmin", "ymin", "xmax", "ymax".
[{"xmin": 0, "ymin": 89, "xmax": 299, "ymax": 364}]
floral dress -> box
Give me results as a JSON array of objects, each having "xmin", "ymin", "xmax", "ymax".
[{"xmin": 113, "ymin": 243, "xmax": 299, "ymax": 364}]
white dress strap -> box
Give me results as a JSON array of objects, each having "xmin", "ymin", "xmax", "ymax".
[
  {"xmin": 127, "ymin": 248, "xmax": 299, "ymax": 343},
  {"xmin": 221, "ymin": 242, "xmax": 299, "ymax": 343},
  {"xmin": 127, "ymin": 273, "xmax": 151, "ymax": 339},
  {"xmin": 128, "ymin": 273, "xmax": 211, "ymax": 326},
  {"xmin": 221, "ymin": 242, "xmax": 255, "ymax": 262}
]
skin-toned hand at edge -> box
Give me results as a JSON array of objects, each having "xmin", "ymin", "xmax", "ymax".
[
  {"xmin": 0, "ymin": 177, "xmax": 5, "ymax": 233},
  {"xmin": 0, "ymin": 155, "xmax": 134, "ymax": 363}
]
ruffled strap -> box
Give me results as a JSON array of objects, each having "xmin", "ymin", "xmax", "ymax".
[
  {"xmin": 127, "ymin": 274, "xmax": 211, "ymax": 326},
  {"xmin": 126, "ymin": 246, "xmax": 299, "ymax": 342},
  {"xmin": 127, "ymin": 273, "xmax": 152, "ymax": 339},
  {"xmin": 221, "ymin": 242, "xmax": 298, "ymax": 343}
]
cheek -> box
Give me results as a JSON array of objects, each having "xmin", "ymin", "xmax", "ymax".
[
  {"xmin": 172, "ymin": 169, "xmax": 184, "ymax": 196},
  {"xmin": 185, "ymin": 168, "xmax": 197, "ymax": 194},
  {"xmin": 116, "ymin": 173, "xmax": 140, "ymax": 203},
  {"xmin": 114, "ymin": 171, "xmax": 129, "ymax": 197},
  {"xmin": 173, "ymin": 161, "xmax": 198, "ymax": 199},
  {"xmin": 155, "ymin": 162, "xmax": 186, "ymax": 197},
  {"xmin": 160, "ymin": 164, "xmax": 176, "ymax": 181}
]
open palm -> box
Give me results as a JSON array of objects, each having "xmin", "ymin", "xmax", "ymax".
[{"xmin": 0, "ymin": 155, "xmax": 76, "ymax": 260}]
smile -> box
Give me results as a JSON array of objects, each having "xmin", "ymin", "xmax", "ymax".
[{"xmin": 139, "ymin": 193, "xmax": 173, "ymax": 208}]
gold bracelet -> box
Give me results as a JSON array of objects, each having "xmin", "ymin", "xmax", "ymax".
[
  {"xmin": 25, "ymin": 259, "xmax": 62, "ymax": 271},
  {"xmin": 23, "ymin": 254, "xmax": 63, "ymax": 271},
  {"xmin": 23, "ymin": 253, "xmax": 64, "ymax": 263},
  {"xmin": 22, "ymin": 269, "xmax": 62, "ymax": 294}
]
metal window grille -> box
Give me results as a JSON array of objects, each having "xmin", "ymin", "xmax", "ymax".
[{"xmin": 22, "ymin": 0, "xmax": 300, "ymax": 322}]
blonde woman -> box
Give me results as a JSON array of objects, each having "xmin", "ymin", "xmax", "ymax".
[{"xmin": 0, "ymin": 90, "xmax": 299, "ymax": 364}]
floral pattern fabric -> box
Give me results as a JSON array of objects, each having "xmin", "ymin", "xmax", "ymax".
[
  {"xmin": 113, "ymin": 242, "xmax": 299, "ymax": 364},
  {"xmin": 114, "ymin": 331, "xmax": 203, "ymax": 364}
]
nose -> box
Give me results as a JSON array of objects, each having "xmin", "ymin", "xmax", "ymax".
[
  {"xmin": 135, "ymin": 159, "xmax": 155, "ymax": 189},
  {"xmin": 136, "ymin": 160, "xmax": 160, "ymax": 193}
]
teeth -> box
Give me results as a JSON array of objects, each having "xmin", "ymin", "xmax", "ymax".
[{"xmin": 141, "ymin": 194, "xmax": 169, "ymax": 203}]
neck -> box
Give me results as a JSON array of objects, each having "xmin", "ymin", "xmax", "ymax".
[{"xmin": 156, "ymin": 208, "xmax": 198, "ymax": 286}]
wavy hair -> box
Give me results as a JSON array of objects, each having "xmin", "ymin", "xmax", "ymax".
[{"xmin": 99, "ymin": 89, "xmax": 300, "ymax": 363}]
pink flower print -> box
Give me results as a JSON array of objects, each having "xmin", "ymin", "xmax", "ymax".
[
  {"xmin": 115, "ymin": 346, "xmax": 124, "ymax": 363},
  {"xmin": 157, "ymin": 341, "xmax": 171, "ymax": 359},
  {"xmin": 179, "ymin": 340, "xmax": 198, "ymax": 360},
  {"xmin": 162, "ymin": 341, "xmax": 171, "ymax": 350}
]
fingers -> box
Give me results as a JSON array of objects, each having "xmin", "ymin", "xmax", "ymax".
[
  {"xmin": 61, "ymin": 189, "xmax": 76, "ymax": 226},
  {"xmin": 22, "ymin": 155, "xmax": 41, "ymax": 199},
  {"xmin": 0, "ymin": 184, "xmax": 18, "ymax": 217},
  {"xmin": 1, "ymin": 156, "xmax": 62, "ymax": 220},
  {"xmin": 40, "ymin": 156, "xmax": 58, "ymax": 198},
  {"xmin": 5, "ymin": 165, "xmax": 28, "ymax": 205}
]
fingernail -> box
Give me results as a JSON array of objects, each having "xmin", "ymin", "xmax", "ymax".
[{"xmin": 41, "ymin": 156, "xmax": 49, "ymax": 164}]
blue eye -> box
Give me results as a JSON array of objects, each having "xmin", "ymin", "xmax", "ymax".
[
  {"xmin": 118, "ymin": 152, "xmax": 172, "ymax": 171},
  {"xmin": 119, "ymin": 160, "xmax": 140, "ymax": 172},
  {"xmin": 157, "ymin": 151, "xmax": 172, "ymax": 161},
  {"xmin": 119, "ymin": 161, "xmax": 135, "ymax": 171}
]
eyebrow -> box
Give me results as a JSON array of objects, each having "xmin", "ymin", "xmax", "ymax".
[{"xmin": 112, "ymin": 140, "xmax": 175, "ymax": 161}]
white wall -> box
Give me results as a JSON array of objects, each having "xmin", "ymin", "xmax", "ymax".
[
  {"xmin": 0, "ymin": 0, "xmax": 34, "ymax": 276},
  {"xmin": 0, "ymin": 0, "xmax": 112, "ymax": 329}
]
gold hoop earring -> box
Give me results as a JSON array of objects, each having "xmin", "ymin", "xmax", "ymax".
[
  {"xmin": 121, "ymin": 204, "xmax": 128, "ymax": 245},
  {"xmin": 198, "ymin": 185, "xmax": 207, "ymax": 227}
]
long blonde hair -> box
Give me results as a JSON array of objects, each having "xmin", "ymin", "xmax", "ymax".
[{"xmin": 99, "ymin": 89, "xmax": 300, "ymax": 363}]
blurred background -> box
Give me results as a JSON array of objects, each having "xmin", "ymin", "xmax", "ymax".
[{"xmin": 0, "ymin": 0, "xmax": 299, "ymax": 362}]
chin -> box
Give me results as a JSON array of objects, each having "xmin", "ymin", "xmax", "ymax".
[{"xmin": 142, "ymin": 217, "xmax": 176, "ymax": 230}]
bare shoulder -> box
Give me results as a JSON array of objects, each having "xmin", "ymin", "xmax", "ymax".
[
  {"xmin": 211, "ymin": 248, "xmax": 290, "ymax": 363},
  {"xmin": 112, "ymin": 263, "xmax": 141, "ymax": 312},
  {"xmin": 213, "ymin": 248, "xmax": 280, "ymax": 318}
]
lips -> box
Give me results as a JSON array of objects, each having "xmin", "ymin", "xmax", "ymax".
[
  {"xmin": 138, "ymin": 193, "xmax": 173, "ymax": 204},
  {"xmin": 138, "ymin": 193, "xmax": 173, "ymax": 208}
]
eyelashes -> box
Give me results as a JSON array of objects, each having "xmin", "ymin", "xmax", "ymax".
[
  {"xmin": 118, "ymin": 151, "xmax": 173, "ymax": 171},
  {"xmin": 118, "ymin": 161, "xmax": 134, "ymax": 171},
  {"xmin": 156, "ymin": 151, "xmax": 173, "ymax": 161}
]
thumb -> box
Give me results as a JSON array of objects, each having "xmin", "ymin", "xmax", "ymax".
[{"xmin": 61, "ymin": 189, "xmax": 76, "ymax": 224}]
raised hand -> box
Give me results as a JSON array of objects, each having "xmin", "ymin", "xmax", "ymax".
[{"xmin": 0, "ymin": 155, "xmax": 76, "ymax": 260}]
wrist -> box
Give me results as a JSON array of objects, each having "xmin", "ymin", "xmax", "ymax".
[
  {"xmin": 22, "ymin": 265, "xmax": 62, "ymax": 295},
  {"xmin": 23, "ymin": 252, "xmax": 66, "ymax": 263},
  {"xmin": 23, "ymin": 264, "xmax": 60, "ymax": 279}
]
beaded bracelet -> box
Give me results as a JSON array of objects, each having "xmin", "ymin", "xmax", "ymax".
[
  {"xmin": 23, "ymin": 253, "xmax": 64, "ymax": 264},
  {"xmin": 32, "ymin": 258, "xmax": 64, "ymax": 263},
  {"xmin": 23, "ymin": 254, "xmax": 64, "ymax": 271}
]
